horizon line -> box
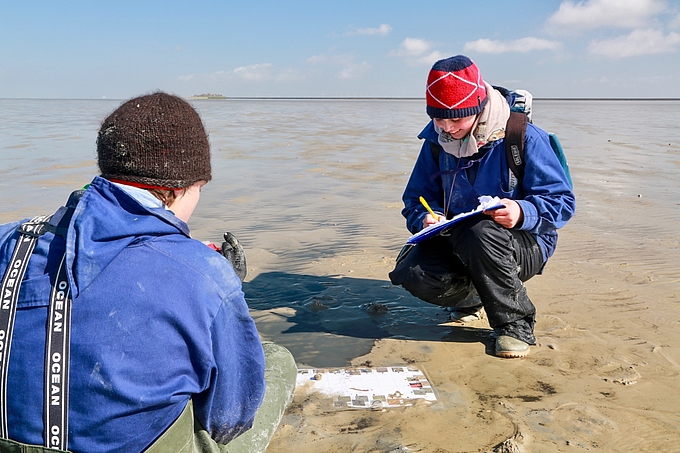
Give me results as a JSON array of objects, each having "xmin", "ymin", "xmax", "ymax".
[
  {"xmin": 190, "ymin": 96, "xmax": 680, "ymax": 101},
  {"xmin": 2, "ymin": 96, "xmax": 680, "ymax": 101}
]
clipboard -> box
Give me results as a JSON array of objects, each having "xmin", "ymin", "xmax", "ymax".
[{"xmin": 406, "ymin": 198, "xmax": 504, "ymax": 245}]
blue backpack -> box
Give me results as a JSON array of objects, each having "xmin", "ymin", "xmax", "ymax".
[{"xmin": 499, "ymin": 87, "xmax": 573, "ymax": 189}]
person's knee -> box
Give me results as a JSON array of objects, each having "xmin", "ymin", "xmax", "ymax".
[
  {"xmin": 397, "ymin": 266, "xmax": 473, "ymax": 307},
  {"xmin": 394, "ymin": 264, "xmax": 442, "ymax": 300},
  {"xmin": 455, "ymin": 219, "xmax": 511, "ymax": 260},
  {"xmin": 262, "ymin": 342, "xmax": 296, "ymax": 395}
]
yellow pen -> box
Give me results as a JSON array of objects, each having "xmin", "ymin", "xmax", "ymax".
[{"xmin": 419, "ymin": 196, "xmax": 441, "ymax": 222}]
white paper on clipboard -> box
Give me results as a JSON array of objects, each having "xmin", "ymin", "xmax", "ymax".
[{"xmin": 406, "ymin": 196, "xmax": 504, "ymax": 245}]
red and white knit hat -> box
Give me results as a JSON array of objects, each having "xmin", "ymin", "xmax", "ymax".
[{"xmin": 426, "ymin": 55, "xmax": 487, "ymax": 119}]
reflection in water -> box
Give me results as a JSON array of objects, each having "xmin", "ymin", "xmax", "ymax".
[{"xmin": 244, "ymin": 271, "xmax": 492, "ymax": 367}]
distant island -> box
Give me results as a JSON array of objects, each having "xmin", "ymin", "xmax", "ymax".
[{"xmin": 190, "ymin": 93, "xmax": 226, "ymax": 100}]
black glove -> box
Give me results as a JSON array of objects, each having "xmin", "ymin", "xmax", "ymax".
[{"xmin": 221, "ymin": 232, "xmax": 247, "ymax": 282}]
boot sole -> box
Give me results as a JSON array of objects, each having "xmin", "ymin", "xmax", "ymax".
[{"xmin": 495, "ymin": 348, "xmax": 530, "ymax": 358}]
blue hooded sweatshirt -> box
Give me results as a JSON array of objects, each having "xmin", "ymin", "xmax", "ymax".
[
  {"xmin": 0, "ymin": 176, "xmax": 266, "ymax": 452},
  {"xmin": 402, "ymin": 120, "xmax": 576, "ymax": 262}
]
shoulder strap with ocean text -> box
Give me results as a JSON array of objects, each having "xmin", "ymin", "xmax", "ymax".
[{"xmin": 0, "ymin": 193, "xmax": 81, "ymax": 451}]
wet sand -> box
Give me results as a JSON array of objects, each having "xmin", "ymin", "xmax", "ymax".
[
  {"xmin": 1, "ymin": 99, "xmax": 679, "ymax": 452},
  {"xmin": 229, "ymin": 100, "xmax": 680, "ymax": 452},
  {"xmin": 260, "ymin": 224, "xmax": 680, "ymax": 452}
]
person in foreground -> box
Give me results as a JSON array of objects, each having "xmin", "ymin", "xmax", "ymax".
[
  {"xmin": 389, "ymin": 56, "xmax": 575, "ymax": 358},
  {"xmin": 0, "ymin": 92, "xmax": 295, "ymax": 452}
]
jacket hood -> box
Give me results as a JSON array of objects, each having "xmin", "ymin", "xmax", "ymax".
[
  {"xmin": 67, "ymin": 176, "xmax": 191, "ymax": 298},
  {"xmin": 418, "ymin": 120, "xmax": 439, "ymax": 144}
]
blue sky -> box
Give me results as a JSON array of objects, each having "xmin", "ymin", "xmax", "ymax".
[{"xmin": 1, "ymin": 0, "xmax": 679, "ymax": 99}]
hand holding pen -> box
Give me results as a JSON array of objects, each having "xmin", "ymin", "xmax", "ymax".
[{"xmin": 419, "ymin": 196, "xmax": 443, "ymax": 228}]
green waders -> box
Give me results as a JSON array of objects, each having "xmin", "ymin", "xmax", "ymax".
[
  {"xmin": 145, "ymin": 342, "xmax": 297, "ymax": 453},
  {"xmin": 0, "ymin": 342, "xmax": 296, "ymax": 453}
]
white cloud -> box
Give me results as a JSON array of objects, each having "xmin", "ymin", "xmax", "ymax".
[
  {"xmin": 393, "ymin": 38, "xmax": 433, "ymax": 57},
  {"xmin": 274, "ymin": 68, "xmax": 306, "ymax": 83},
  {"xmin": 232, "ymin": 63, "xmax": 273, "ymax": 81},
  {"xmin": 338, "ymin": 62, "xmax": 371, "ymax": 79},
  {"xmin": 547, "ymin": 0, "xmax": 667, "ymax": 31},
  {"xmin": 177, "ymin": 63, "xmax": 306, "ymax": 85},
  {"xmin": 307, "ymin": 52, "xmax": 371, "ymax": 79},
  {"xmin": 390, "ymin": 38, "xmax": 446, "ymax": 66},
  {"xmin": 588, "ymin": 28, "xmax": 680, "ymax": 57},
  {"xmin": 346, "ymin": 24, "xmax": 392, "ymax": 36},
  {"xmin": 670, "ymin": 13, "xmax": 680, "ymax": 29},
  {"xmin": 464, "ymin": 37, "xmax": 562, "ymax": 53},
  {"xmin": 306, "ymin": 53, "xmax": 328, "ymax": 64}
]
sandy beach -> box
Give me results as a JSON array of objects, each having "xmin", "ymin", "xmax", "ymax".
[
  {"xmin": 1, "ymin": 98, "xmax": 679, "ymax": 452},
  {"xmin": 260, "ymin": 222, "xmax": 680, "ymax": 452},
  {"xmin": 230, "ymin": 100, "xmax": 680, "ymax": 452}
]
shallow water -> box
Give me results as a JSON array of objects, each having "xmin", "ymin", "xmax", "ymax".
[{"xmin": 1, "ymin": 98, "xmax": 679, "ymax": 367}]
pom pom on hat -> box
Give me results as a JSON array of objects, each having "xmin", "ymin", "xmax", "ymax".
[
  {"xmin": 426, "ymin": 55, "xmax": 487, "ymax": 119},
  {"xmin": 97, "ymin": 92, "xmax": 211, "ymax": 189}
]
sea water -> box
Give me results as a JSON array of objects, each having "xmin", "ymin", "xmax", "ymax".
[{"xmin": 1, "ymin": 98, "xmax": 679, "ymax": 365}]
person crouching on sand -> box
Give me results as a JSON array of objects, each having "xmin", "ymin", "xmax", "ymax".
[
  {"xmin": 0, "ymin": 92, "xmax": 295, "ymax": 452},
  {"xmin": 389, "ymin": 56, "xmax": 575, "ymax": 358}
]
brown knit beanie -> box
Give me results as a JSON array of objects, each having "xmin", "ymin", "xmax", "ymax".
[{"xmin": 97, "ymin": 92, "xmax": 211, "ymax": 189}]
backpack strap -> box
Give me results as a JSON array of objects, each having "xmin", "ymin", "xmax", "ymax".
[
  {"xmin": 505, "ymin": 111, "xmax": 527, "ymax": 183},
  {"xmin": 0, "ymin": 191, "xmax": 83, "ymax": 450},
  {"xmin": 0, "ymin": 216, "xmax": 52, "ymax": 438},
  {"xmin": 0, "ymin": 219, "xmax": 73, "ymax": 451},
  {"xmin": 430, "ymin": 142, "xmax": 442, "ymax": 163},
  {"xmin": 428, "ymin": 142, "xmax": 443, "ymax": 182},
  {"xmin": 431, "ymin": 112, "xmax": 527, "ymax": 178},
  {"xmin": 44, "ymin": 252, "xmax": 72, "ymax": 451}
]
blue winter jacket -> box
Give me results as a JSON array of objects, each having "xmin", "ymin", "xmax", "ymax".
[
  {"xmin": 0, "ymin": 176, "xmax": 266, "ymax": 452},
  {"xmin": 402, "ymin": 121, "xmax": 576, "ymax": 261}
]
